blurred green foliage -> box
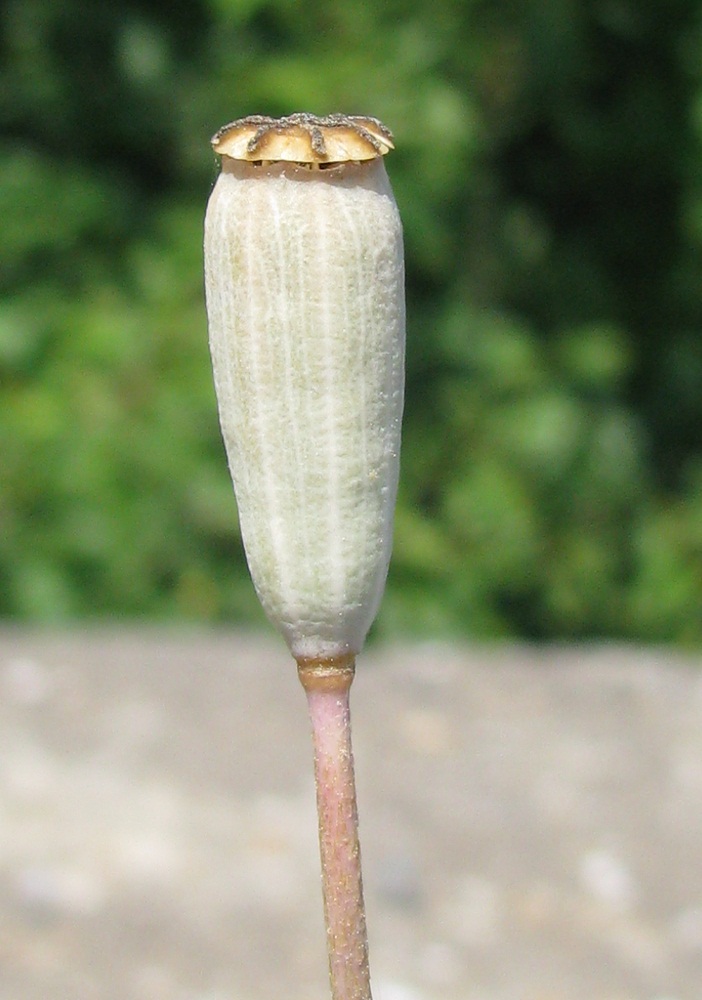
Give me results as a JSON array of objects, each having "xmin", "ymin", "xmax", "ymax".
[{"xmin": 2, "ymin": 0, "xmax": 702, "ymax": 641}]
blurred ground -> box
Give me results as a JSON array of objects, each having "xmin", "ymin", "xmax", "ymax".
[{"xmin": 1, "ymin": 629, "xmax": 701, "ymax": 1000}]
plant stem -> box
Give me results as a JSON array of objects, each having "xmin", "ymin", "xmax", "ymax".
[{"xmin": 298, "ymin": 657, "xmax": 372, "ymax": 1000}]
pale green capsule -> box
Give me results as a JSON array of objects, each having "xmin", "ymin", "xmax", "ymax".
[{"xmin": 204, "ymin": 114, "xmax": 405, "ymax": 662}]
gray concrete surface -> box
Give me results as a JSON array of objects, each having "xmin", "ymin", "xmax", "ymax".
[{"xmin": 1, "ymin": 629, "xmax": 701, "ymax": 1000}]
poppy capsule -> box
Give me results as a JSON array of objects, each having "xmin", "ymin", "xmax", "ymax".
[{"xmin": 204, "ymin": 113, "xmax": 405, "ymax": 663}]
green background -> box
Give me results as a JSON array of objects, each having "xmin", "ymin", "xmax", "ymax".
[{"xmin": 3, "ymin": 0, "xmax": 702, "ymax": 642}]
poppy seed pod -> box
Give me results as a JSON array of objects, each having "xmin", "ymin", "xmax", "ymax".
[{"xmin": 204, "ymin": 114, "xmax": 405, "ymax": 663}]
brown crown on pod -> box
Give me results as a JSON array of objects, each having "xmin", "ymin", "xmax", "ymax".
[{"xmin": 211, "ymin": 113, "xmax": 395, "ymax": 164}]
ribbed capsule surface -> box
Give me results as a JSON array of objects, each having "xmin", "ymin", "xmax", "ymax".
[{"xmin": 204, "ymin": 127, "xmax": 404, "ymax": 662}]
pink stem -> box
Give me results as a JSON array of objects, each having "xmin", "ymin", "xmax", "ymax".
[{"xmin": 298, "ymin": 658, "xmax": 372, "ymax": 1000}]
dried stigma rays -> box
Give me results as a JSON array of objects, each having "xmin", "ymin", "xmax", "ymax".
[
  {"xmin": 204, "ymin": 113, "xmax": 404, "ymax": 1000},
  {"xmin": 211, "ymin": 112, "xmax": 394, "ymax": 165}
]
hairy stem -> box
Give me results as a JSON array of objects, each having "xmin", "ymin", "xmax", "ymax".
[{"xmin": 298, "ymin": 657, "xmax": 372, "ymax": 1000}]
